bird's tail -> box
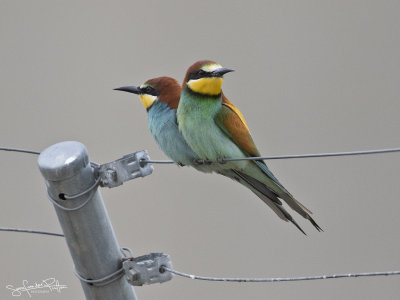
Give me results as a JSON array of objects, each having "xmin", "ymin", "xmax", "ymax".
[
  {"xmin": 252, "ymin": 160, "xmax": 322, "ymax": 232},
  {"xmin": 219, "ymin": 168, "xmax": 322, "ymax": 234}
]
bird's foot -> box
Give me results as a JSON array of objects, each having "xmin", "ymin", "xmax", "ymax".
[
  {"xmin": 193, "ymin": 159, "xmax": 213, "ymax": 165},
  {"xmin": 217, "ymin": 157, "xmax": 226, "ymax": 164},
  {"xmin": 193, "ymin": 159, "xmax": 204, "ymax": 165}
]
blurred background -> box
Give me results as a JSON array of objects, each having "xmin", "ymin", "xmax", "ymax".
[{"xmin": 1, "ymin": 1, "xmax": 400, "ymax": 299}]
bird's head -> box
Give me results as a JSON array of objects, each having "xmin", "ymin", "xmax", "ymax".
[
  {"xmin": 114, "ymin": 76, "xmax": 181, "ymax": 110},
  {"xmin": 183, "ymin": 60, "xmax": 234, "ymax": 96}
]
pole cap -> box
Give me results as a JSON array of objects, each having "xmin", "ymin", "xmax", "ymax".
[{"xmin": 38, "ymin": 141, "xmax": 90, "ymax": 181}]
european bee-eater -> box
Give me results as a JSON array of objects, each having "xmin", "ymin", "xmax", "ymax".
[
  {"xmin": 114, "ymin": 77, "xmax": 209, "ymax": 171},
  {"xmin": 177, "ymin": 60, "xmax": 322, "ymax": 234},
  {"xmin": 114, "ymin": 76, "xmax": 294, "ymax": 210}
]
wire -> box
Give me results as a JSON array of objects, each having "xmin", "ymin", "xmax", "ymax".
[
  {"xmin": 47, "ymin": 177, "xmax": 100, "ymax": 211},
  {"xmin": 73, "ymin": 265, "xmax": 125, "ymax": 287},
  {"xmin": 223, "ymin": 147, "xmax": 400, "ymax": 162},
  {"xmin": 2, "ymin": 227, "xmax": 399, "ymax": 284},
  {"xmin": 1, "ymin": 226, "xmax": 130, "ymax": 287},
  {"xmin": 63, "ymin": 177, "xmax": 101, "ymax": 200},
  {"xmin": 162, "ymin": 267, "xmax": 400, "ymax": 283},
  {"xmin": 74, "ymin": 247, "xmax": 134, "ymax": 287},
  {"xmin": 0, "ymin": 227, "xmax": 64, "ymax": 237},
  {"xmin": 145, "ymin": 147, "xmax": 400, "ymax": 164},
  {"xmin": 0, "ymin": 147, "xmax": 101, "ymax": 169},
  {"xmin": 145, "ymin": 159, "xmax": 175, "ymax": 164},
  {"xmin": 0, "ymin": 147, "xmax": 40, "ymax": 155},
  {"xmin": 2, "ymin": 146, "xmax": 400, "ymax": 164}
]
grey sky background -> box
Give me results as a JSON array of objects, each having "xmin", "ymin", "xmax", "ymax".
[{"xmin": 1, "ymin": 1, "xmax": 400, "ymax": 299}]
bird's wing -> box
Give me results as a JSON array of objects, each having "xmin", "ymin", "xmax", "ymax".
[
  {"xmin": 216, "ymin": 95, "xmax": 287, "ymax": 190},
  {"xmin": 217, "ymin": 94, "xmax": 260, "ymax": 157},
  {"xmin": 216, "ymin": 95, "xmax": 321, "ymax": 232}
]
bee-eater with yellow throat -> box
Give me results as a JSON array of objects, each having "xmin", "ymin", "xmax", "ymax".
[
  {"xmin": 115, "ymin": 77, "xmax": 210, "ymax": 172},
  {"xmin": 177, "ymin": 60, "xmax": 322, "ymax": 234}
]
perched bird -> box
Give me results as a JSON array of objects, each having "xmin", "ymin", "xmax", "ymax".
[
  {"xmin": 114, "ymin": 77, "xmax": 209, "ymax": 172},
  {"xmin": 114, "ymin": 76, "xmax": 287, "ymax": 204},
  {"xmin": 177, "ymin": 60, "xmax": 322, "ymax": 234}
]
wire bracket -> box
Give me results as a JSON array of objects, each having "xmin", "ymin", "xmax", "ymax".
[
  {"xmin": 123, "ymin": 253, "xmax": 173, "ymax": 286},
  {"xmin": 95, "ymin": 150, "xmax": 154, "ymax": 188}
]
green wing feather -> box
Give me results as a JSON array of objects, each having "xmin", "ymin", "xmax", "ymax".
[{"xmin": 215, "ymin": 95, "xmax": 321, "ymax": 232}]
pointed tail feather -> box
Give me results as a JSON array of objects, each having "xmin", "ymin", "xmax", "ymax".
[
  {"xmin": 307, "ymin": 215, "xmax": 323, "ymax": 232},
  {"xmin": 224, "ymin": 169, "xmax": 322, "ymax": 232},
  {"xmin": 278, "ymin": 193, "xmax": 322, "ymax": 232},
  {"xmin": 254, "ymin": 160, "xmax": 313, "ymax": 214},
  {"xmin": 219, "ymin": 170, "xmax": 307, "ymax": 234},
  {"xmin": 255, "ymin": 189, "xmax": 307, "ymax": 235}
]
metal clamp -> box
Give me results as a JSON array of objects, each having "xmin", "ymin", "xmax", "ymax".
[
  {"xmin": 95, "ymin": 150, "xmax": 154, "ymax": 188},
  {"xmin": 123, "ymin": 253, "xmax": 173, "ymax": 286}
]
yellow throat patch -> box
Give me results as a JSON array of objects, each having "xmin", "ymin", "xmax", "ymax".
[
  {"xmin": 139, "ymin": 94, "xmax": 157, "ymax": 109},
  {"xmin": 187, "ymin": 77, "xmax": 223, "ymax": 96}
]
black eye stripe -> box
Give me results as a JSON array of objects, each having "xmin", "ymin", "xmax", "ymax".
[
  {"xmin": 188, "ymin": 70, "xmax": 214, "ymax": 80},
  {"xmin": 139, "ymin": 87, "xmax": 160, "ymax": 96}
]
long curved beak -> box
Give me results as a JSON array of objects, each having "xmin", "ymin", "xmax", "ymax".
[
  {"xmin": 213, "ymin": 67, "xmax": 234, "ymax": 77},
  {"xmin": 114, "ymin": 86, "xmax": 141, "ymax": 94}
]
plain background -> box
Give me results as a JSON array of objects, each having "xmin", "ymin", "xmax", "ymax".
[{"xmin": 1, "ymin": 1, "xmax": 400, "ymax": 299}]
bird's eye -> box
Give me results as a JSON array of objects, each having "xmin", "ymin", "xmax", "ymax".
[
  {"xmin": 145, "ymin": 86, "xmax": 152, "ymax": 93},
  {"xmin": 197, "ymin": 70, "xmax": 206, "ymax": 77}
]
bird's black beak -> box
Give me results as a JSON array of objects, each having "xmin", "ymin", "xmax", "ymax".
[
  {"xmin": 213, "ymin": 67, "xmax": 234, "ymax": 77},
  {"xmin": 114, "ymin": 86, "xmax": 141, "ymax": 94}
]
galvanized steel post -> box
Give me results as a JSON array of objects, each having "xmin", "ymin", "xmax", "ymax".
[{"xmin": 38, "ymin": 141, "xmax": 137, "ymax": 300}]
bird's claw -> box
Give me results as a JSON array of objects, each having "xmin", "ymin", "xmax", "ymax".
[
  {"xmin": 217, "ymin": 157, "xmax": 226, "ymax": 164},
  {"xmin": 193, "ymin": 159, "xmax": 213, "ymax": 165},
  {"xmin": 193, "ymin": 159, "xmax": 204, "ymax": 165}
]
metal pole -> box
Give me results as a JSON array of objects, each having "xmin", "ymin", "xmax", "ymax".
[{"xmin": 38, "ymin": 141, "xmax": 137, "ymax": 300}]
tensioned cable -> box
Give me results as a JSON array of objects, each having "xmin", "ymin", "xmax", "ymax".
[
  {"xmin": 73, "ymin": 247, "xmax": 134, "ymax": 287},
  {"xmin": 73, "ymin": 265, "xmax": 125, "ymax": 287},
  {"xmin": 0, "ymin": 147, "xmax": 101, "ymax": 211},
  {"xmin": 2, "ymin": 227, "xmax": 399, "ymax": 283},
  {"xmin": 223, "ymin": 147, "xmax": 400, "ymax": 162},
  {"xmin": 0, "ymin": 227, "xmax": 64, "ymax": 237},
  {"xmin": 0, "ymin": 227, "xmax": 128, "ymax": 287},
  {"xmin": 162, "ymin": 266, "xmax": 400, "ymax": 283},
  {"xmin": 0, "ymin": 147, "xmax": 40, "ymax": 155},
  {"xmin": 0, "ymin": 147, "xmax": 100, "ymax": 167},
  {"xmin": 145, "ymin": 147, "xmax": 400, "ymax": 164},
  {"xmin": 2, "ymin": 146, "xmax": 400, "ymax": 164},
  {"xmin": 47, "ymin": 177, "xmax": 101, "ymax": 211}
]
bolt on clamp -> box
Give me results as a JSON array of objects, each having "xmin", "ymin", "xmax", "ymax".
[
  {"xmin": 123, "ymin": 253, "xmax": 173, "ymax": 286},
  {"xmin": 95, "ymin": 150, "xmax": 154, "ymax": 188}
]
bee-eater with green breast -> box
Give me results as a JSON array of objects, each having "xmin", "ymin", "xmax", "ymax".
[
  {"xmin": 114, "ymin": 77, "xmax": 210, "ymax": 172},
  {"xmin": 114, "ymin": 76, "xmax": 304, "ymax": 226},
  {"xmin": 177, "ymin": 60, "xmax": 322, "ymax": 234}
]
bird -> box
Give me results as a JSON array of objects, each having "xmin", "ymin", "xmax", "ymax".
[
  {"xmin": 114, "ymin": 76, "xmax": 295, "ymax": 210},
  {"xmin": 114, "ymin": 76, "xmax": 210, "ymax": 172},
  {"xmin": 177, "ymin": 60, "xmax": 322, "ymax": 234}
]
